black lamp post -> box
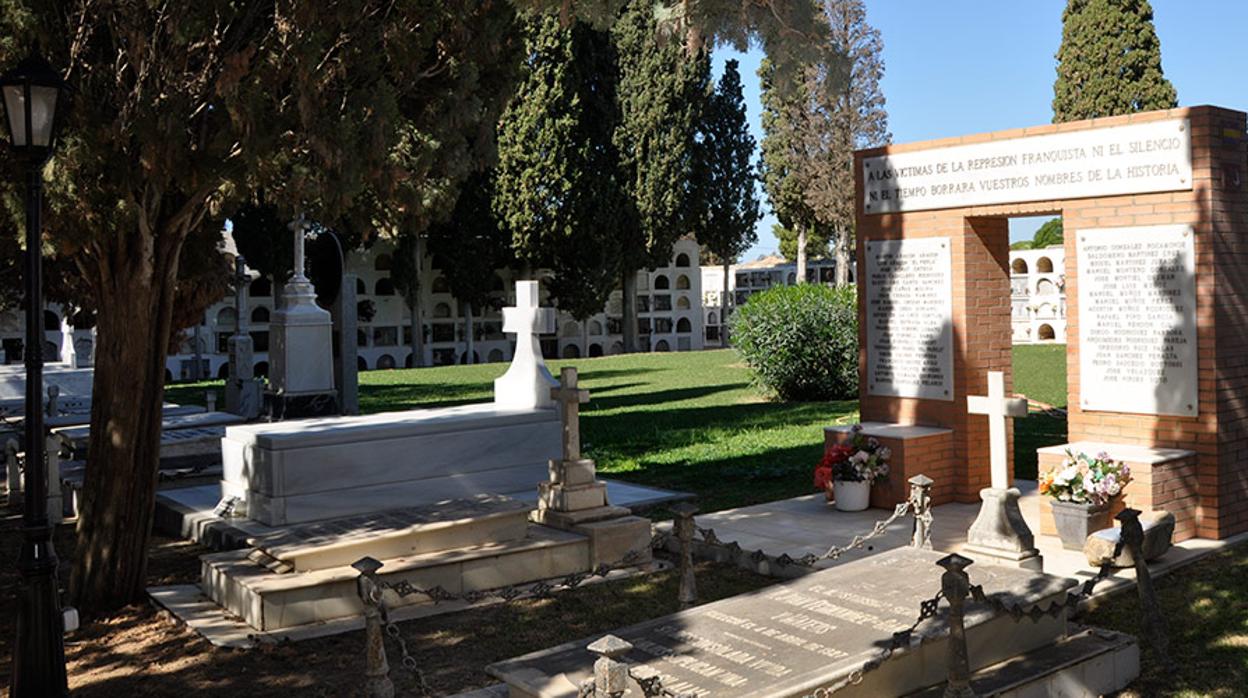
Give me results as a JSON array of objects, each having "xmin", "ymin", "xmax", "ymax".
[{"xmin": 1, "ymin": 48, "xmax": 71, "ymax": 697}]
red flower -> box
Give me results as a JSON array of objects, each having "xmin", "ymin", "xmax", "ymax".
[
  {"xmin": 814, "ymin": 465, "xmax": 834, "ymax": 490},
  {"xmin": 815, "ymin": 445, "xmax": 855, "ymax": 490}
]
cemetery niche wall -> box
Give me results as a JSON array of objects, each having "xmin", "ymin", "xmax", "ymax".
[{"xmin": 853, "ymin": 106, "xmax": 1248, "ymax": 541}]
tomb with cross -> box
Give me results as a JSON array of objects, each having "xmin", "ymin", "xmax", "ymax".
[
  {"xmin": 494, "ymin": 280, "xmax": 559, "ymax": 409},
  {"xmin": 534, "ymin": 366, "xmax": 653, "ymax": 566},
  {"xmin": 964, "ymin": 371, "xmax": 1042, "ymax": 569},
  {"xmin": 267, "ymin": 214, "xmax": 337, "ymax": 418},
  {"xmin": 225, "ymin": 256, "xmax": 262, "ymax": 419}
]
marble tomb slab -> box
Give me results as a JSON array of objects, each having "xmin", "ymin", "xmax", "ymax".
[
  {"xmin": 221, "ymin": 403, "xmax": 560, "ymax": 525},
  {"xmin": 489, "ymin": 547, "xmax": 1076, "ymax": 698}
]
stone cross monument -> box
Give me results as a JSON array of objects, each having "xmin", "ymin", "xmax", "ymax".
[
  {"xmin": 267, "ymin": 214, "xmax": 337, "ymax": 418},
  {"xmin": 964, "ymin": 371, "xmax": 1041, "ymax": 569},
  {"xmin": 494, "ymin": 280, "xmax": 558, "ymax": 409},
  {"xmin": 225, "ymin": 256, "xmax": 261, "ymax": 419},
  {"xmin": 535, "ymin": 366, "xmax": 653, "ymax": 567},
  {"xmin": 58, "ymin": 317, "xmax": 78, "ymax": 368}
]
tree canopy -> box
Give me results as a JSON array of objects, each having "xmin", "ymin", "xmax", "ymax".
[{"xmin": 1053, "ymin": 0, "xmax": 1177, "ymax": 122}]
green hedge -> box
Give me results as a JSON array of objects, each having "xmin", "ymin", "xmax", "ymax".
[{"xmin": 730, "ymin": 284, "xmax": 858, "ymax": 401}]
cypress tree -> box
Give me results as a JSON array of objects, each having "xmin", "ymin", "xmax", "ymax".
[
  {"xmin": 612, "ymin": 0, "xmax": 709, "ymax": 351},
  {"xmin": 693, "ymin": 59, "xmax": 762, "ymax": 342},
  {"xmin": 494, "ymin": 12, "xmax": 627, "ymax": 319},
  {"xmin": 1053, "ymin": 0, "xmax": 1177, "ymax": 122},
  {"xmin": 758, "ymin": 57, "xmax": 819, "ymax": 279}
]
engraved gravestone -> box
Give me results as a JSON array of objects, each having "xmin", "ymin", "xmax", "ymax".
[
  {"xmin": 865, "ymin": 238, "xmax": 954, "ymax": 401},
  {"xmin": 1076, "ymin": 224, "xmax": 1198, "ymax": 416},
  {"xmin": 489, "ymin": 547, "xmax": 1075, "ymax": 698}
]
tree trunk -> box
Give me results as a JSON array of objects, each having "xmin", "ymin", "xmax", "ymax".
[
  {"xmin": 462, "ymin": 301, "xmax": 475, "ymax": 365},
  {"xmin": 796, "ymin": 225, "xmax": 809, "ymax": 284},
  {"xmin": 409, "ymin": 237, "xmax": 425, "ymax": 368},
  {"xmin": 720, "ymin": 261, "xmax": 732, "ymax": 346},
  {"xmin": 71, "ymin": 234, "xmax": 181, "ymax": 612},
  {"xmin": 622, "ymin": 269, "xmax": 638, "ymax": 353},
  {"xmin": 835, "ymin": 225, "xmax": 852, "ymax": 287}
]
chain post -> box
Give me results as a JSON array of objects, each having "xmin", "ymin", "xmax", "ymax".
[
  {"xmin": 1116, "ymin": 508, "xmax": 1171, "ymax": 669},
  {"xmin": 45, "ymin": 384, "xmax": 59, "ymax": 418},
  {"xmin": 908, "ymin": 474, "xmax": 935, "ymax": 549},
  {"xmin": 672, "ymin": 502, "xmax": 698, "ymax": 610},
  {"xmin": 5, "ymin": 438, "xmax": 21, "ymax": 509},
  {"xmin": 353, "ymin": 556, "xmax": 395, "ymax": 698},
  {"xmin": 586, "ymin": 635, "xmax": 633, "ymax": 698},
  {"xmin": 936, "ymin": 553, "xmax": 977, "ymax": 698}
]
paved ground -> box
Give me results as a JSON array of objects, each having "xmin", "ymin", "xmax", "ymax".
[{"xmin": 671, "ymin": 480, "xmax": 1248, "ymax": 586}]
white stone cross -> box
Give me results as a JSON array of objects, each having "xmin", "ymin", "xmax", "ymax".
[
  {"xmin": 551, "ymin": 367, "xmax": 590, "ymax": 461},
  {"xmin": 289, "ymin": 213, "xmax": 310, "ymax": 282},
  {"xmin": 967, "ymin": 371, "xmax": 1028, "ymax": 490},
  {"xmin": 494, "ymin": 280, "xmax": 559, "ymax": 409}
]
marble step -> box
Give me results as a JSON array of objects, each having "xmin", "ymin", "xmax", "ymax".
[
  {"xmin": 201, "ymin": 523, "xmax": 590, "ymax": 632},
  {"xmin": 906, "ymin": 627, "xmax": 1139, "ymax": 698},
  {"xmin": 246, "ymin": 495, "xmax": 532, "ymax": 573}
]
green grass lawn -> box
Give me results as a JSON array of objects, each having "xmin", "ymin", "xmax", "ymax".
[
  {"xmin": 1012, "ymin": 344, "xmax": 1069, "ymax": 480},
  {"xmin": 1088, "ymin": 541, "xmax": 1248, "ymax": 697},
  {"xmin": 170, "ymin": 350, "xmax": 859, "ymax": 512},
  {"xmin": 167, "ymin": 345, "xmax": 1070, "ymax": 503}
]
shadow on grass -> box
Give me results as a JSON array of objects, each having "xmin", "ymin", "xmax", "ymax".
[
  {"xmin": 1014, "ymin": 412, "xmax": 1068, "ymax": 481},
  {"xmin": 588, "ymin": 383, "xmax": 751, "ymax": 411},
  {"xmin": 358, "ymin": 380, "xmax": 496, "ymax": 412}
]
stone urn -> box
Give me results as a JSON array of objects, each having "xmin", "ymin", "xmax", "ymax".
[
  {"xmin": 833, "ymin": 480, "xmax": 871, "ymax": 512},
  {"xmin": 1051, "ymin": 500, "xmax": 1111, "ymax": 550}
]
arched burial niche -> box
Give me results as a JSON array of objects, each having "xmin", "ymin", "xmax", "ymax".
[
  {"xmin": 1011, "ymin": 258, "xmax": 1028, "ymax": 274},
  {"xmin": 854, "ymin": 106, "xmax": 1248, "ymax": 544},
  {"xmin": 1036, "ymin": 256, "xmax": 1054, "ymax": 273}
]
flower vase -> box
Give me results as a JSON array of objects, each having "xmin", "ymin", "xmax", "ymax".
[
  {"xmin": 1051, "ymin": 500, "xmax": 1112, "ymax": 550},
  {"xmin": 833, "ymin": 480, "xmax": 870, "ymax": 512}
]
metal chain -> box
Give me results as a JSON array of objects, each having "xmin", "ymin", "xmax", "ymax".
[
  {"xmin": 375, "ymin": 596, "xmax": 434, "ymax": 696},
  {"xmin": 628, "ymin": 665, "xmax": 696, "ymax": 698},
  {"xmin": 379, "ymin": 547, "xmax": 653, "ymax": 605},
  {"xmin": 791, "ymin": 588, "xmax": 946, "ymax": 697},
  {"xmin": 967, "ymin": 537, "xmax": 1125, "ymax": 622},
  {"xmin": 694, "ymin": 501, "xmax": 913, "ymax": 569},
  {"xmin": 367, "ymin": 537, "xmax": 661, "ymax": 697}
]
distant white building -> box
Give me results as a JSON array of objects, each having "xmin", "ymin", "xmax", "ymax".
[
  {"xmin": 163, "ymin": 237, "xmax": 705, "ymax": 381},
  {"xmin": 700, "ymin": 255, "xmax": 854, "ymax": 347},
  {"xmin": 1010, "ymin": 246, "xmax": 1066, "ymax": 344}
]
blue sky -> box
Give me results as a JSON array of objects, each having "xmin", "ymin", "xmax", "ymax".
[{"xmin": 713, "ymin": 0, "xmax": 1248, "ymax": 259}]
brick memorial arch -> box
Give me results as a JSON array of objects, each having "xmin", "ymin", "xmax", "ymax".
[{"xmin": 840, "ymin": 106, "xmax": 1247, "ymax": 543}]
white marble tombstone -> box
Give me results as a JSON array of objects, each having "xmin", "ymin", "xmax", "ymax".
[{"xmin": 269, "ymin": 216, "xmax": 335, "ymax": 398}]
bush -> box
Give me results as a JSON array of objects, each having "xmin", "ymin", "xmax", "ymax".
[{"xmin": 730, "ymin": 284, "xmax": 858, "ymax": 401}]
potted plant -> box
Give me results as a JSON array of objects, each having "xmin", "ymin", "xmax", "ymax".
[
  {"xmin": 814, "ymin": 425, "xmax": 890, "ymax": 512},
  {"xmin": 1039, "ymin": 449, "xmax": 1131, "ymax": 550}
]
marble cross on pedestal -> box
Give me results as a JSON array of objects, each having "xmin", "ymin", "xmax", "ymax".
[
  {"xmin": 494, "ymin": 280, "xmax": 559, "ymax": 409},
  {"xmin": 967, "ymin": 371, "xmax": 1029, "ymax": 490},
  {"xmin": 289, "ymin": 213, "xmax": 310, "ymax": 282},
  {"xmin": 551, "ymin": 367, "xmax": 590, "ymax": 462}
]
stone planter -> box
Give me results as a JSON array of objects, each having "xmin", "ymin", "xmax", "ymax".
[
  {"xmin": 833, "ymin": 480, "xmax": 871, "ymax": 512},
  {"xmin": 1050, "ymin": 500, "xmax": 1111, "ymax": 550}
]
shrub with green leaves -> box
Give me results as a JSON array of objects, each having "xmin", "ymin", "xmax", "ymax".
[{"xmin": 730, "ymin": 284, "xmax": 858, "ymax": 401}]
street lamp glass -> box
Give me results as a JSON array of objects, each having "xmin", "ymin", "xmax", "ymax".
[
  {"xmin": 0, "ymin": 52, "xmax": 67, "ymax": 155},
  {"xmin": 0, "ymin": 84, "xmax": 24, "ymax": 146}
]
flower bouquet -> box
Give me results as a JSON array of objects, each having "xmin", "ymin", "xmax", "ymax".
[
  {"xmin": 815, "ymin": 424, "xmax": 891, "ymax": 512},
  {"xmin": 1039, "ymin": 449, "xmax": 1131, "ymax": 549}
]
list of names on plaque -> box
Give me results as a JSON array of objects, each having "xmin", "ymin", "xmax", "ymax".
[
  {"xmin": 866, "ymin": 237, "xmax": 954, "ymax": 401},
  {"xmin": 1077, "ymin": 224, "xmax": 1198, "ymax": 416}
]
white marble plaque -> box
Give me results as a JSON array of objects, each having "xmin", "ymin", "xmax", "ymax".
[
  {"xmin": 863, "ymin": 118, "xmax": 1191, "ymax": 214},
  {"xmin": 1077, "ymin": 225, "xmax": 1198, "ymax": 416},
  {"xmin": 865, "ymin": 238, "xmax": 954, "ymax": 401}
]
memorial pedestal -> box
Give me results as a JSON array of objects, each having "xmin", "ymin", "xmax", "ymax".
[
  {"xmin": 964, "ymin": 487, "xmax": 1043, "ymax": 570},
  {"xmin": 825, "ymin": 423, "xmax": 955, "ymax": 507}
]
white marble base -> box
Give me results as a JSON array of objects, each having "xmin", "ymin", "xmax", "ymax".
[{"xmin": 220, "ymin": 403, "xmax": 561, "ymax": 525}]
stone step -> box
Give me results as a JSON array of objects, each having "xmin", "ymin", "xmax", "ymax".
[
  {"xmin": 246, "ymin": 495, "xmax": 533, "ymax": 572},
  {"xmin": 906, "ymin": 627, "xmax": 1139, "ymax": 698},
  {"xmin": 201, "ymin": 523, "xmax": 589, "ymax": 632}
]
